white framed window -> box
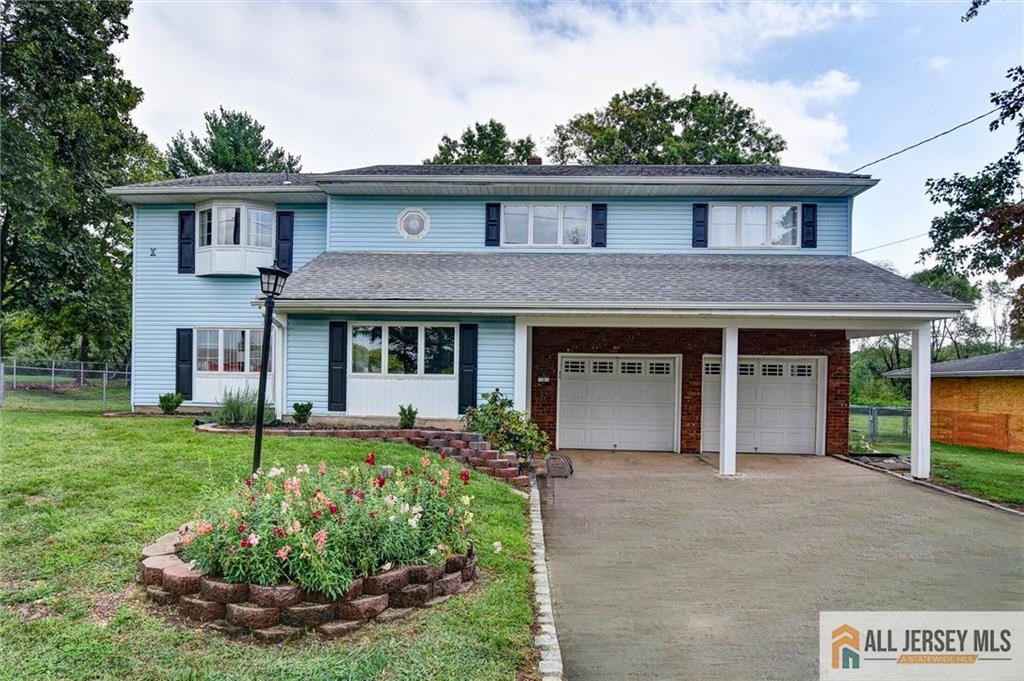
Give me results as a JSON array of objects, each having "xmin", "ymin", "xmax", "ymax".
[
  {"xmin": 562, "ymin": 359, "xmax": 587, "ymax": 374},
  {"xmin": 591, "ymin": 359, "xmax": 615, "ymax": 374},
  {"xmin": 708, "ymin": 203, "xmax": 800, "ymax": 248},
  {"xmin": 620, "ymin": 360, "xmax": 643, "ymax": 375},
  {"xmin": 648, "ymin": 361, "xmax": 673, "ymax": 376},
  {"xmin": 739, "ymin": 362, "xmax": 756, "ymax": 376},
  {"xmin": 196, "ymin": 201, "xmax": 275, "ymax": 251},
  {"xmin": 703, "ymin": 361, "xmax": 721, "ymax": 376},
  {"xmin": 790, "ymin": 363, "xmax": 814, "ymax": 378},
  {"xmin": 195, "ymin": 328, "xmax": 271, "ymax": 374},
  {"xmin": 760, "ymin": 362, "xmax": 785, "ymax": 377},
  {"xmin": 350, "ymin": 323, "xmax": 457, "ymax": 377},
  {"xmin": 501, "ymin": 203, "xmax": 591, "ymax": 247},
  {"xmin": 396, "ymin": 208, "xmax": 431, "ymax": 241}
]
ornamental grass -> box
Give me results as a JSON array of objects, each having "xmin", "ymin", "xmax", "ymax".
[{"xmin": 181, "ymin": 453, "xmax": 474, "ymax": 598}]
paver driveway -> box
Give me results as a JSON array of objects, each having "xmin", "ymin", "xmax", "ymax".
[{"xmin": 539, "ymin": 451, "xmax": 1024, "ymax": 681}]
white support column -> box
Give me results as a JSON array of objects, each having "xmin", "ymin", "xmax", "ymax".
[
  {"xmin": 911, "ymin": 323, "xmax": 931, "ymax": 479},
  {"xmin": 513, "ymin": 316, "xmax": 528, "ymax": 411},
  {"xmin": 272, "ymin": 312, "xmax": 287, "ymax": 416},
  {"xmin": 718, "ymin": 327, "xmax": 739, "ymax": 476}
]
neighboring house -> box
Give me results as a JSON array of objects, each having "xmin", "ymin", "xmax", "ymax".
[
  {"xmin": 886, "ymin": 349, "xmax": 1024, "ymax": 453},
  {"xmin": 108, "ymin": 163, "xmax": 965, "ymax": 478}
]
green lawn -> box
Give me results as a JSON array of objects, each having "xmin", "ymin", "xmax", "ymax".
[
  {"xmin": 0, "ymin": 413, "xmax": 534, "ymax": 680},
  {"xmin": 885, "ymin": 441, "xmax": 1024, "ymax": 508}
]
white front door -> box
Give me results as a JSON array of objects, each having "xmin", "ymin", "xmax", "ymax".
[
  {"xmin": 557, "ymin": 354, "xmax": 680, "ymax": 452},
  {"xmin": 702, "ymin": 356, "xmax": 822, "ymax": 454}
]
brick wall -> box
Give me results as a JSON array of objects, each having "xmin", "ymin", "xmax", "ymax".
[{"xmin": 530, "ymin": 327, "xmax": 850, "ymax": 455}]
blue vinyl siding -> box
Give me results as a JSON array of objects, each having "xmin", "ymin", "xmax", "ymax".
[
  {"xmin": 286, "ymin": 314, "xmax": 514, "ymax": 415},
  {"xmin": 132, "ymin": 203, "xmax": 327, "ymax": 406},
  {"xmin": 329, "ymin": 195, "xmax": 852, "ymax": 255}
]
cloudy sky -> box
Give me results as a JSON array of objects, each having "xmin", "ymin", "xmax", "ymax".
[{"xmin": 116, "ymin": 1, "xmax": 1021, "ymax": 274}]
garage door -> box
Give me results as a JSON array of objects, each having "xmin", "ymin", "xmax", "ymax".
[
  {"xmin": 558, "ymin": 354, "xmax": 679, "ymax": 452},
  {"xmin": 702, "ymin": 356, "xmax": 821, "ymax": 454}
]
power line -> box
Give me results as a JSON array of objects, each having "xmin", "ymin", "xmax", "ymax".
[
  {"xmin": 853, "ymin": 231, "xmax": 929, "ymax": 255},
  {"xmin": 848, "ymin": 107, "xmax": 1000, "ymax": 173}
]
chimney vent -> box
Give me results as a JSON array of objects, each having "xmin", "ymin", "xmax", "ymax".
[{"xmin": 526, "ymin": 155, "xmax": 542, "ymax": 166}]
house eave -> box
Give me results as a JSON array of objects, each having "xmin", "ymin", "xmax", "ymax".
[
  {"xmin": 260, "ymin": 298, "xmax": 964, "ymax": 319},
  {"xmin": 105, "ymin": 185, "xmax": 325, "ymax": 205}
]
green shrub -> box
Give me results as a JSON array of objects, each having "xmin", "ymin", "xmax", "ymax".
[
  {"xmin": 181, "ymin": 456, "xmax": 474, "ymax": 597},
  {"xmin": 398, "ymin": 403, "xmax": 418, "ymax": 429},
  {"xmin": 158, "ymin": 392, "xmax": 183, "ymax": 415},
  {"xmin": 214, "ymin": 388, "xmax": 275, "ymax": 427},
  {"xmin": 463, "ymin": 389, "xmax": 550, "ymax": 463},
  {"xmin": 292, "ymin": 402, "xmax": 313, "ymax": 424}
]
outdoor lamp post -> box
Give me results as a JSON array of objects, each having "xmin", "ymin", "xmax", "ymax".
[{"xmin": 252, "ymin": 264, "xmax": 290, "ymax": 476}]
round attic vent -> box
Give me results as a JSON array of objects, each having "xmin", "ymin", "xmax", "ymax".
[{"xmin": 396, "ymin": 208, "xmax": 430, "ymax": 241}]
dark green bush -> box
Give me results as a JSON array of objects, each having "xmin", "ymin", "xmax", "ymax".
[
  {"xmin": 292, "ymin": 402, "xmax": 313, "ymax": 424},
  {"xmin": 398, "ymin": 403, "xmax": 418, "ymax": 429},
  {"xmin": 463, "ymin": 389, "xmax": 550, "ymax": 460},
  {"xmin": 158, "ymin": 392, "xmax": 183, "ymax": 415}
]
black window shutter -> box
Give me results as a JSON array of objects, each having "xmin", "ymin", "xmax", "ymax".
[
  {"xmin": 692, "ymin": 203, "xmax": 708, "ymax": 248},
  {"xmin": 484, "ymin": 203, "xmax": 500, "ymax": 247},
  {"xmin": 328, "ymin": 321, "xmax": 347, "ymax": 412},
  {"xmin": 591, "ymin": 203, "xmax": 608, "ymax": 247},
  {"xmin": 177, "ymin": 210, "xmax": 195, "ymax": 273},
  {"xmin": 232, "ymin": 207, "xmax": 241, "ymax": 245},
  {"xmin": 801, "ymin": 204, "xmax": 818, "ymax": 248},
  {"xmin": 175, "ymin": 328, "xmax": 193, "ymax": 400},
  {"xmin": 458, "ymin": 324, "xmax": 478, "ymax": 414},
  {"xmin": 276, "ymin": 211, "xmax": 294, "ymax": 272}
]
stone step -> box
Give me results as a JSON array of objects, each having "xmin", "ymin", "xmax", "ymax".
[
  {"xmin": 253, "ymin": 624, "xmax": 304, "ymax": 643},
  {"xmin": 179, "ymin": 594, "xmax": 226, "ymax": 622},
  {"xmin": 478, "ymin": 450, "xmax": 499, "ymax": 461},
  {"xmin": 487, "ymin": 458, "xmax": 511, "ymax": 469},
  {"xmin": 493, "ymin": 467, "xmax": 517, "ymax": 479},
  {"xmin": 145, "ymin": 585, "xmax": 179, "ymax": 606},
  {"xmin": 468, "ymin": 441, "xmax": 492, "ymax": 451},
  {"xmin": 510, "ymin": 475, "xmax": 531, "ymax": 486},
  {"xmin": 319, "ymin": 619, "xmax": 364, "ymax": 639},
  {"xmin": 503, "ymin": 453, "xmax": 518, "ymax": 464},
  {"xmin": 468, "ymin": 457, "xmax": 485, "ymax": 467},
  {"xmin": 474, "ymin": 466, "xmax": 491, "ymax": 474}
]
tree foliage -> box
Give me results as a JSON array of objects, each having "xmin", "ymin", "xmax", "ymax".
[
  {"xmin": 1, "ymin": 0, "xmax": 168, "ymax": 362},
  {"xmin": 424, "ymin": 119, "xmax": 535, "ymax": 165},
  {"xmin": 922, "ymin": 2, "xmax": 1024, "ymax": 340},
  {"xmin": 166, "ymin": 107, "xmax": 302, "ymax": 177},
  {"xmin": 547, "ymin": 84, "xmax": 786, "ymax": 165}
]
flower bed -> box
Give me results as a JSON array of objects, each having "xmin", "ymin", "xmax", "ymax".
[{"xmin": 140, "ymin": 456, "xmax": 480, "ymax": 642}]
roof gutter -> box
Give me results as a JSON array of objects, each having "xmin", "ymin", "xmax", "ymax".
[
  {"xmin": 106, "ymin": 185, "xmax": 321, "ymax": 198},
  {"xmin": 258, "ymin": 298, "xmax": 965, "ymax": 319},
  {"xmin": 316, "ymin": 175, "xmax": 876, "ymax": 187},
  {"xmin": 886, "ymin": 369, "xmax": 1024, "ymax": 378}
]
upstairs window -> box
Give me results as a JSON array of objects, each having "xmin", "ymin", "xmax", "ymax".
[
  {"xmin": 195, "ymin": 201, "xmax": 274, "ymax": 250},
  {"xmin": 502, "ymin": 204, "xmax": 590, "ymax": 247},
  {"xmin": 198, "ymin": 209, "xmax": 213, "ymax": 247},
  {"xmin": 708, "ymin": 203, "xmax": 800, "ymax": 248},
  {"xmin": 247, "ymin": 208, "xmax": 274, "ymax": 248}
]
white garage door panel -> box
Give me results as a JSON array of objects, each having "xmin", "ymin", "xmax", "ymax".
[
  {"xmin": 702, "ymin": 357, "xmax": 820, "ymax": 455},
  {"xmin": 558, "ymin": 355, "xmax": 679, "ymax": 452}
]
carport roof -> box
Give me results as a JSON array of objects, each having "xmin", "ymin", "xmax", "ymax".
[
  {"xmin": 272, "ymin": 252, "xmax": 964, "ymax": 314},
  {"xmin": 885, "ymin": 349, "xmax": 1024, "ymax": 378}
]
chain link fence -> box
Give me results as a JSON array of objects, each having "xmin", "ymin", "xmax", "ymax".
[
  {"xmin": 849, "ymin": 405, "xmax": 912, "ymax": 451},
  {"xmin": 0, "ymin": 357, "xmax": 131, "ymax": 413}
]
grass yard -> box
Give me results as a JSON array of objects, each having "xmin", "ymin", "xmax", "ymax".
[
  {"xmin": 884, "ymin": 441, "xmax": 1024, "ymax": 508},
  {"xmin": 0, "ymin": 412, "xmax": 534, "ymax": 680}
]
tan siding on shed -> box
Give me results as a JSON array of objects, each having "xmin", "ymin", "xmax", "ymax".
[{"xmin": 932, "ymin": 377, "xmax": 1024, "ymax": 453}]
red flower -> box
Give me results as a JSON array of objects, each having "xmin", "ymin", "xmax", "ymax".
[
  {"xmin": 244, "ymin": 477, "xmax": 253, "ymax": 487},
  {"xmin": 247, "ymin": 495, "xmax": 255, "ymax": 505},
  {"xmin": 369, "ymin": 511, "xmax": 377, "ymax": 519},
  {"xmin": 374, "ymin": 475, "xmax": 386, "ymax": 489},
  {"xmin": 428, "ymin": 476, "xmax": 437, "ymax": 485},
  {"xmin": 273, "ymin": 526, "xmax": 286, "ymax": 538},
  {"xmin": 312, "ymin": 509, "xmax": 323, "ymax": 520},
  {"xmin": 355, "ymin": 490, "xmax": 366, "ymax": 501},
  {"xmin": 328, "ymin": 503, "xmax": 338, "ymax": 515},
  {"xmin": 236, "ymin": 524, "xmax": 246, "ymax": 534},
  {"xmin": 439, "ymin": 451, "xmax": 447, "ymax": 460},
  {"xmin": 345, "ymin": 487, "xmax": 354, "ymax": 495},
  {"xmin": 365, "ymin": 452, "xmax": 376, "ymax": 466},
  {"xmin": 337, "ymin": 515, "xmax": 346, "ymax": 523},
  {"xmin": 460, "ymin": 470, "xmax": 470, "ymax": 485},
  {"xmin": 404, "ymin": 466, "xmax": 414, "ymax": 477}
]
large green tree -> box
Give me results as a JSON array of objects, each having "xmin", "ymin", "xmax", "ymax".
[
  {"xmin": 547, "ymin": 84, "xmax": 786, "ymax": 165},
  {"xmin": 921, "ymin": 2, "xmax": 1024, "ymax": 340},
  {"xmin": 424, "ymin": 119, "xmax": 535, "ymax": 165},
  {"xmin": 1, "ymin": 0, "xmax": 167, "ymax": 362},
  {"xmin": 166, "ymin": 107, "xmax": 302, "ymax": 177}
]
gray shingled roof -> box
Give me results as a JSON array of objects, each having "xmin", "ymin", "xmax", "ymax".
[
  {"xmin": 113, "ymin": 164, "xmax": 869, "ymax": 190},
  {"xmin": 327, "ymin": 164, "xmax": 870, "ymax": 179},
  {"xmin": 885, "ymin": 349, "xmax": 1024, "ymax": 378},
  {"xmin": 275, "ymin": 252, "xmax": 962, "ymax": 309}
]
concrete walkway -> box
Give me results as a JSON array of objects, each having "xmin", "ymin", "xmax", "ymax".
[{"xmin": 539, "ymin": 451, "xmax": 1024, "ymax": 681}]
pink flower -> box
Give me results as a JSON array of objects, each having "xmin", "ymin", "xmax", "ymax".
[
  {"xmin": 196, "ymin": 522, "xmax": 213, "ymax": 537},
  {"xmin": 284, "ymin": 477, "xmax": 301, "ymax": 495},
  {"xmin": 286, "ymin": 520, "xmax": 302, "ymax": 535},
  {"xmin": 313, "ymin": 530, "xmax": 328, "ymax": 553},
  {"xmin": 420, "ymin": 457, "xmax": 431, "ymax": 468},
  {"xmin": 276, "ymin": 545, "xmax": 292, "ymax": 561}
]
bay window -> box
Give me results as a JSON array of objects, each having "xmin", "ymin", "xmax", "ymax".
[
  {"xmin": 708, "ymin": 203, "xmax": 800, "ymax": 248},
  {"xmin": 501, "ymin": 204, "xmax": 590, "ymax": 247},
  {"xmin": 194, "ymin": 201, "xmax": 276, "ymax": 275},
  {"xmin": 351, "ymin": 324, "xmax": 456, "ymax": 376}
]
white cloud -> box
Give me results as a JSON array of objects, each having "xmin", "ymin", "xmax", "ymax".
[
  {"xmin": 116, "ymin": 1, "xmax": 867, "ymax": 171},
  {"xmin": 926, "ymin": 55, "xmax": 952, "ymax": 72}
]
